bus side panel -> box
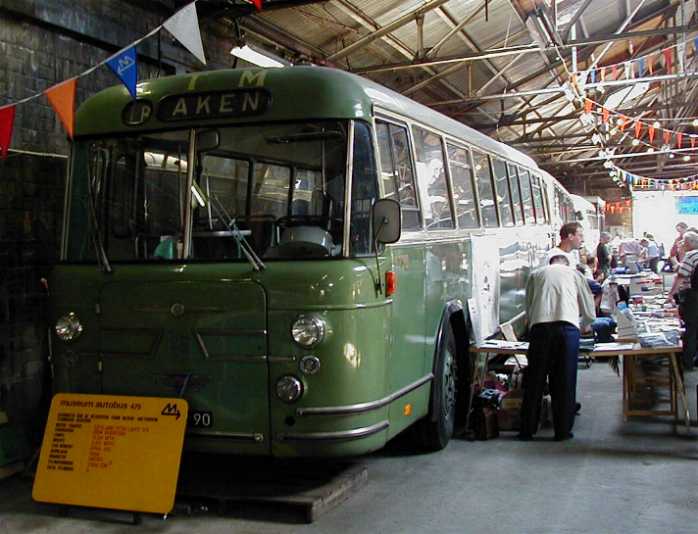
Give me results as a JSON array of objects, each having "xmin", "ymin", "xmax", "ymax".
[{"xmin": 498, "ymin": 230, "xmax": 527, "ymax": 324}]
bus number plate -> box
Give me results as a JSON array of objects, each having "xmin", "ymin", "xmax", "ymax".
[{"xmin": 189, "ymin": 411, "xmax": 213, "ymax": 428}]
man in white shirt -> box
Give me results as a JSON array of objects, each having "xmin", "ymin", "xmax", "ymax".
[
  {"xmin": 546, "ymin": 222, "xmax": 584, "ymax": 266},
  {"xmin": 519, "ymin": 254, "xmax": 596, "ymax": 441},
  {"xmin": 668, "ymin": 231, "xmax": 698, "ymax": 370}
]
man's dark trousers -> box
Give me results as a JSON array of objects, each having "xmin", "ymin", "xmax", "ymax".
[{"xmin": 520, "ymin": 322, "xmax": 581, "ymax": 438}]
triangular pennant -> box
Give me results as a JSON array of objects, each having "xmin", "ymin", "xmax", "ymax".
[
  {"xmin": 692, "ymin": 137, "xmax": 696, "ymax": 149},
  {"xmin": 584, "ymin": 98, "xmax": 592, "ymax": 114},
  {"xmin": 648, "ymin": 124, "xmax": 655, "ymax": 142},
  {"xmin": 600, "ymin": 67, "xmax": 606, "ymax": 81},
  {"xmin": 663, "ymin": 48, "xmax": 673, "ymax": 73},
  {"xmin": 107, "ymin": 46, "xmax": 138, "ymax": 98},
  {"xmin": 590, "ymin": 69, "xmax": 596, "ymax": 84},
  {"xmin": 619, "ymin": 115, "xmax": 628, "ymax": 132},
  {"xmin": 602, "ymin": 107, "xmax": 610, "ymax": 123},
  {"xmin": 0, "ymin": 105, "xmax": 16, "ymax": 159},
  {"xmin": 612, "ymin": 64, "xmax": 619, "ymax": 79},
  {"xmin": 163, "ymin": 2, "xmax": 207, "ymax": 65},
  {"xmin": 663, "ymin": 129, "xmax": 671, "ymax": 145},
  {"xmin": 44, "ymin": 79, "xmax": 76, "ymax": 138},
  {"xmin": 677, "ymin": 132, "xmax": 683, "ymax": 148},
  {"xmin": 639, "ymin": 57, "xmax": 646, "ymax": 76},
  {"xmin": 648, "ymin": 54, "xmax": 654, "ymax": 75},
  {"xmin": 634, "ymin": 120, "xmax": 643, "ymax": 138},
  {"xmin": 624, "ymin": 62, "xmax": 632, "ymax": 79}
]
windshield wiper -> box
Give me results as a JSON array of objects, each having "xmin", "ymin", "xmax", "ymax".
[{"xmin": 210, "ymin": 194, "xmax": 265, "ymax": 271}]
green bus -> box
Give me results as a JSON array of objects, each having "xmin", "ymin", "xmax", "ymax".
[{"xmin": 50, "ymin": 67, "xmax": 573, "ymax": 457}]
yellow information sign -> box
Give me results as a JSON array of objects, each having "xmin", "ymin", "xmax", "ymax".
[{"xmin": 33, "ymin": 393, "xmax": 188, "ymax": 514}]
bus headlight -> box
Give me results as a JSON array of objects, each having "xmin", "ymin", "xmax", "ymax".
[
  {"xmin": 291, "ymin": 315, "xmax": 325, "ymax": 348},
  {"xmin": 55, "ymin": 312, "xmax": 83, "ymax": 342},
  {"xmin": 276, "ymin": 376, "xmax": 303, "ymax": 403}
]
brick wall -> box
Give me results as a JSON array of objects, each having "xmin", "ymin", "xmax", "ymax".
[{"xmin": 0, "ymin": 0, "xmax": 239, "ymax": 447}]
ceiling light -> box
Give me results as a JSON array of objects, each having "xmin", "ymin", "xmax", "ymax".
[
  {"xmin": 647, "ymin": 147, "xmax": 654, "ymax": 153},
  {"xmin": 683, "ymin": 155, "xmax": 690, "ymax": 161},
  {"xmin": 230, "ymin": 45, "xmax": 288, "ymax": 68},
  {"xmin": 652, "ymin": 121, "xmax": 661, "ymax": 128},
  {"xmin": 632, "ymin": 138, "xmax": 640, "ymax": 146},
  {"xmin": 669, "ymin": 153, "xmax": 676, "ymax": 159}
]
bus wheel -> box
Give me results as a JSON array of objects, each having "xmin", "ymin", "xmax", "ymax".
[{"xmin": 415, "ymin": 323, "xmax": 458, "ymax": 451}]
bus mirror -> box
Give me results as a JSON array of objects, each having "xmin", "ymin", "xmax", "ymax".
[
  {"xmin": 196, "ymin": 129, "xmax": 220, "ymax": 152},
  {"xmin": 372, "ymin": 199, "xmax": 401, "ymax": 244}
]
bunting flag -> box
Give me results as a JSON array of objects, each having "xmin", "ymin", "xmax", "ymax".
[
  {"xmin": 600, "ymin": 67, "xmax": 606, "ymax": 81},
  {"xmin": 648, "ymin": 54, "xmax": 654, "ymax": 75},
  {"xmin": 584, "ymin": 98, "xmax": 592, "ymax": 114},
  {"xmin": 663, "ymin": 129, "xmax": 671, "ymax": 145},
  {"xmin": 648, "ymin": 124, "xmax": 655, "ymax": 142},
  {"xmin": 163, "ymin": 1, "xmax": 207, "ymax": 65},
  {"xmin": 639, "ymin": 57, "xmax": 646, "ymax": 76},
  {"xmin": 106, "ymin": 46, "xmax": 138, "ymax": 98},
  {"xmin": 602, "ymin": 107, "xmax": 610, "ymax": 124},
  {"xmin": 692, "ymin": 137, "xmax": 696, "ymax": 149},
  {"xmin": 589, "ymin": 69, "xmax": 596, "ymax": 84},
  {"xmin": 0, "ymin": 105, "xmax": 16, "ymax": 159},
  {"xmin": 619, "ymin": 115, "xmax": 628, "ymax": 132},
  {"xmin": 612, "ymin": 64, "xmax": 619, "ymax": 79},
  {"xmin": 677, "ymin": 132, "xmax": 683, "ymax": 148},
  {"xmin": 634, "ymin": 120, "xmax": 643, "ymax": 138},
  {"xmin": 624, "ymin": 62, "xmax": 632, "ymax": 79},
  {"xmin": 44, "ymin": 79, "xmax": 77, "ymax": 138},
  {"xmin": 663, "ymin": 48, "xmax": 673, "ymax": 73}
]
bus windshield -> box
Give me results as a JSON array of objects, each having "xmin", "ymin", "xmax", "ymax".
[{"xmin": 66, "ymin": 120, "xmax": 348, "ymax": 263}]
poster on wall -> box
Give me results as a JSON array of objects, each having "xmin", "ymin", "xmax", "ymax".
[{"xmin": 470, "ymin": 235, "xmax": 500, "ymax": 342}]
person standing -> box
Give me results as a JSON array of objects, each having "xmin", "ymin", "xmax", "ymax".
[
  {"xmin": 546, "ymin": 222, "xmax": 584, "ymax": 266},
  {"xmin": 596, "ymin": 232, "xmax": 612, "ymax": 279},
  {"xmin": 667, "ymin": 231, "xmax": 698, "ymax": 370},
  {"xmin": 670, "ymin": 222, "xmax": 688, "ymax": 271},
  {"xmin": 644, "ymin": 235, "xmax": 660, "ymax": 273},
  {"xmin": 519, "ymin": 255, "xmax": 596, "ymax": 441}
]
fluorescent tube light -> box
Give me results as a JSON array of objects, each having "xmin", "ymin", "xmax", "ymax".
[{"xmin": 231, "ymin": 45, "xmax": 288, "ymax": 68}]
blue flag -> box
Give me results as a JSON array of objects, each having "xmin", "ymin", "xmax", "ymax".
[
  {"xmin": 639, "ymin": 57, "xmax": 646, "ymax": 76},
  {"xmin": 107, "ymin": 47, "xmax": 137, "ymax": 98}
]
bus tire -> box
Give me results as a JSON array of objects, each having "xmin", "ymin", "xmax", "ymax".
[{"xmin": 415, "ymin": 323, "xmax": 458, "ymax": 451}]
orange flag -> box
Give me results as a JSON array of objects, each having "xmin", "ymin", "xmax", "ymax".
[{"xmin": 45, "ymin": 78, "xmax": 77, "ymax": 138}]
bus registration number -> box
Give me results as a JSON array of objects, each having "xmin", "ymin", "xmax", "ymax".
[{"xmin": 188, "ymin": 411, "xmax": 213, "ymax": 428}]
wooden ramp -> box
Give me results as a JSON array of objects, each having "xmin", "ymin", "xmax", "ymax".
[{"xmin": 176, "ymin": 454, "xmax": 368, "ymax": 523}]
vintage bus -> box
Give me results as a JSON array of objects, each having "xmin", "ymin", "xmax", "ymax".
[{"xmin": 50, "ymin": 66, "xmax": 573, "ymax": 457}]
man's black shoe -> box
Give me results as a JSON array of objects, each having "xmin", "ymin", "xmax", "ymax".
[
  {"xmin": 554, "ymin": 432, "xmax": 574, "ymax": 441},
  {"xmin": 575, "ymin": 402, "xmax": 582, "ymax": 415}
]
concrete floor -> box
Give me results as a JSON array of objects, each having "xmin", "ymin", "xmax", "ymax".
[{"xmin": 1, "ymin": 363, "xmax": 697, "ymax": 533}]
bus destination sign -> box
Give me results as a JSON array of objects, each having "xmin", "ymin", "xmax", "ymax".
[{"xmin": 157, "ymin": 89, "xmax": 270, "ymax": 122}]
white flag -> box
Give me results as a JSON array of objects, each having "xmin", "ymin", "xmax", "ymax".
[{"xmin": 163, "ymin": 1, "xmax": 206, "ymax": 65}]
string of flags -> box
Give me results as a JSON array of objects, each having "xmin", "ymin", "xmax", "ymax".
[
  {"xmin": 577, "ymin": 35, "xmax": 697, "ymax": 84},
  {"xmin": 583, "ymin": 97, "xmax": 698, "ymax": 151},
  {"xmin": 607, "ymin": 161, "xmax": 698, "ymax": 192},
  {"xmin": 605, "ymin": 199, "xmax": 632, "ymax": 215},
  {"xmin": 0, "ymin": 0, "xmax": 210, "ymax": 159}
]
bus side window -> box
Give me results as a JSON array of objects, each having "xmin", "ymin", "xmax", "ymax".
[
  {"xmin": 446, "ymin": 143, "xmax": 479, "ymax": 228},
  {"xmin": 472, "ymin": 150, "xmax": 498, "ymax": 227},
  {"xmin": 517, "ymin": 167, "xmax": 535, "ymax": 224},
  {"xmin": 350, "ymin": 122, "xmax": 379, "ymax": 256},
  {"xmin": 492, "ymin": 157, "xmax": 514, "ymax": 226},
  {"xmin": 531, "ymin": 175, "xmax": 545, "ymax": 224},
  {"xmin": 412, "ymin": 125, "xmax": 453, "ymax": 230},
  {"xmin": 376, "ymin": 120, "xmax": 421, "ymax": 230},
  {"xmin": 507, "ymin": 163, "xmax": 523, "ymax": 224},
  {"xmin": 541, "ymin": 181, "xmax": 551, "ymax": 223}
]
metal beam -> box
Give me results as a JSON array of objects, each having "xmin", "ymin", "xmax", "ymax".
[
  {"xmin": 563, "ymin": 0, "xmax": 595, "ymax": 39},
  {"xmin": 327, "ymin": 0, "xmax": 452, "ymax": 61}
]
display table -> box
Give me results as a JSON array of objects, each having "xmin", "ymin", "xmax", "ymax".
[{"xmin": 469, "ymin": 341, "xmax": 691, "ymax": 433}]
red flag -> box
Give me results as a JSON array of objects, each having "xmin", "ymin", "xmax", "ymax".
[
  {"xmin": 663, "ymin": 129, "xmax": 671, "ymax": 145},
  {"xmin": 663, "ymin": 48, "xmax": 673, "ymax": 73},
  {"xmin": 619, "ymin": 116, "xmax": 628, "ymax": 132},
  {"xmin": 612, "ymin": 64, "xmax": 619, "ymax": 79},
  {"xmin": 584, "ymin": 98, "xmax": 592, "ymax": 114},
  {"xmin": 648, "ymin": 124, "xmax": 655, "ymax": 142},
  {"xmin": 602, "ymin": 107, "xmax": 610, "ymax": 124},
  {"xmin": 692, "ymin": 137, "xmax": 696, "ymax": 149},
  {"xmin": 252, "ymin": 0, "xmax": 263, "ymax": 10},
  {"xmin": 0, "ymin": 105, "xmax": 16, "ymax": 159},
  {"xmin": 45, "ymin": 79, "xmax": 76, "ymax": 138},
  {"xmin": 634, "ymin": 120, "xmax": 643, "ymax": 138},
  {"xmin": 677, "ymin": 132, "xmax": 683, "ymax": 148}
]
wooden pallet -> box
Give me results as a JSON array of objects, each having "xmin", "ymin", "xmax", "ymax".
[{"xmin": 176, "ymin": 455, "xmax": 368, "ymax": 523}]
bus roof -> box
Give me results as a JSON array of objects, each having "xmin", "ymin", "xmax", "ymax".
[
  {"xmin": 571, "ymin": 194, "xmax": 595, "ymax": 212},
  {"xmin": 75, "ymin": 66, "xmax": 537, "ymax": 170}
]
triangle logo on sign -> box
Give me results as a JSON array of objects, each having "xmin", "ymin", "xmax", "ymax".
[
  {"xmin": 45, "ymin": 79, "xmax": 77, "ymax": 139},
  {"xmin": 107, "ymin": 47, "xmax": 138, "ymax": 98},
  {"xmin": 163, "ymin": 2, "xmax": 206, "ymax": 65},
  {"xmin": 0, "ymin": 105, "xmax": 17, "ymax": 159}
]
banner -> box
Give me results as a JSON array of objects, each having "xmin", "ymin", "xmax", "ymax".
[
  {"xmin": 107, "ymin": 46, "xmax": 138, "ymax": 98},
  {"xmin": 163, "ymin": 2, "xmax": 206, "ymax": 65},
  {"xmin": 45, "ymin": 79, "xmax": 77, "ymax": 139},
  {"xmin": 0, "ymin": 105, "xmax": 16, "ymax": 159}
]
